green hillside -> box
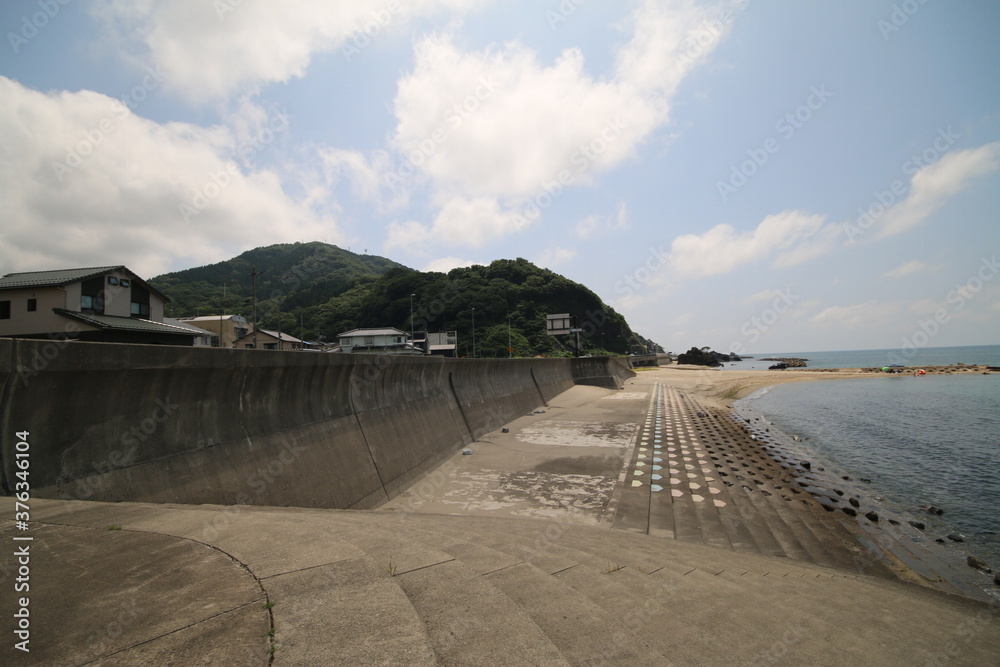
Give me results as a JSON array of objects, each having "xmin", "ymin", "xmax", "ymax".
[{"xmin": 150, "ymin": 242, "xmax": 660, "ymax": 357}]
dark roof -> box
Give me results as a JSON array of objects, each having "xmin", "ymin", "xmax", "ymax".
[
  {"xmin": 54, "ymin": 309, "xmax": 201, "ymax": 337},
  {"xmin": 0, "ymin": 266, "xmax": 170, "ymax": 302},
  {"xmin": 338, "ymin": 328, "xmax": 407, "ymax": 337}
]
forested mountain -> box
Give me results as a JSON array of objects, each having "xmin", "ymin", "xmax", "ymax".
[{"xmin": 149, "ymin": 242, "xmax": 660, "ymax": 357}]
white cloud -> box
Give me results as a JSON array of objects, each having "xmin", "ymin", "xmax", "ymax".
[
  {"xmin": 383, "ymin": 0, "xmax": 729, "ymax": 248},
  {"xmin": 810, "ymin": 301, "xmax": 893, "ymax": 329},
  {"xmin": 0, "ymin": 76, "xmax": 337, "ymax": 278},
  {"xmin": 883, "ymin": 260, "xmax": 927, "ymax": 279},
  {"xmin": 575, "ymin": 215, "xmax": 602, "ymax": 240},
  {"xmin": 668, "ymin": 210, "xmax": 828, "ymax": 278},
  {"xmin": 534, "ymin": 247, "xmax": 577, "ymax": 269},
  {"xmin": 742, "ymin": 288, "xmax": 783, "ymax": 304},
  {"xmin": 878, "ymin": 142, "xmax": 1000, "ymax": 238},
  {"xmin": 423, "ymin": 256, "xmax": 477, "ymax": 273},
  {"xmin": 428, "ymin": 196, "xmax": 533, "ymax": 247},
  {"xmin": 91, "ymin": 0, "xmax": 488, "ymax": 105},
  {"xmin": 384, "ymin": 220, "xmax": 431, "ymax": 256},
  {"xmin": 576, "ymin": 201, "xmax": 631, "ymax": 240}
]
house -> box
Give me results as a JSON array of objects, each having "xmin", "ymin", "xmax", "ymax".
[
  {"xmin": 424, "ymin": 331, "xmax": 458, "ymax": 357},
  {"xmin": 338, "ymin": 327, "xmax": 424, "ymax": 354},
  {"xmin": 163, "ymin": 318, "xmax": 218, "ymax": 347},
  {"xmin": 0, "ymin": 265, "xmax": 202, "ymax": 346},
  {"xmin": 179, "ymin": 314, "xmax": 250, "ymax": 348},
  {"xmin": 233, "ymin": 329, "xmax": 303, "ymax": 351}
]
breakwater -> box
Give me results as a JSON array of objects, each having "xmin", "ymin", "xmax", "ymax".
[{"xmin": 0, "ymin": 339, "xmax": 633, "ymax": 509}]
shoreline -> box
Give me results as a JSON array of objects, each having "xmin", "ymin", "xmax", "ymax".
[
  {"xmin": 633, "ymin": 364, "xmax": 1000, "ymax": 603},
  {"xmin": 642, "ymin": 363, "xmax": 994, "ymax": 410}
]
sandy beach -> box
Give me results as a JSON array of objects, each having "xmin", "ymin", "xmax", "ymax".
[{"xmin": 641, "ymin": 363, "xmax": 996, "ymax": 410}]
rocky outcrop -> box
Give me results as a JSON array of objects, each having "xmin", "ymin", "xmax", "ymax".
[{"xmin": 762, "ymin": 357, "xmax": 808, "ymax": 368}]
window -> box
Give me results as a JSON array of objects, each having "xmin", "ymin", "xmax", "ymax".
[
  {"xmin": 27, "ymin": 299, "xmax": 37, "ymax": 312},
  {"xmin": 130, "ymin": 283, "xmax": 150, "ymax": 318},
  {"xmin": 364, "ymin": 336, "xmax": 375, "ymax": 345},
  {"xmin": 395, "ymin": 337, "xmax": 402, "ymax": 344},
  {"xmin": 245, "ymin": 343, "xmax": 254, "ymax": 348},
  {"xmin": 264, "ymin": 343, "xmax": 277, "ymax": 350},
  {"xmin": 0, "ymin": 301, "xmax": 10, "ymax": 319},
  {"xmin": 107, "ymin": 276, "xmax": 119, "ymax": 286},
  {"xmin": 120, "ymin": 279, "xmax": 131, "ymax": 287},
  {"xmin": 80, "ymin": 277, "xmax": 105, "ymax": 314},
  {"xmin": 341, "ymin": 337, "xmax": 351, "ymax": 346}
]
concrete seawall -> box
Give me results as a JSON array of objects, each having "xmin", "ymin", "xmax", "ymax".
[{"xmin": 0, "ymin": 339, "xmax": 633, "ymax": 509}]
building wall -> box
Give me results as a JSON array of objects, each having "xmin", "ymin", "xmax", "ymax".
[
  {"xmin": 102, "ymin": 272, "xmax": 132, "ymax": 318},
  {"xmin": 340, "ymin": 333, "xmax": 406, "ymax": 352},
  {"xmin": 0, "ymin": 286, "xmax": 69, "ymax": 336},
  {"xmin": 181, "ymin": 317, "xmax": 249, "ymax": 348}
]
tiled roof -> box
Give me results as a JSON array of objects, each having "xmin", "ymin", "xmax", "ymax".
[
  {"xmin": 232, "ymin": 329, "xmax": 303, "ymax": 344},
  {"xmin": 338, "ymin": 328, "xmax": 407, "ymax": 337},
  {"xmin": 0, "ymin": 265, "xmax": 170, "ymax": 302},
  {"xmin": 54, "ymin": 309, "xmax": 201, "ymax": 336},
  {"xmin": 182, "ymin": 315, "xmax": 246, "ymax": 322},
  {"xmin": 0, "ymin": 266, "xmax": 123, "ymax": 289},
  {"xmin": 163, "ymin": 318, "xmax": 218, "ymax": 336},
  {"xmin": 258, "ymin": 329, "xmax": 303, "ymax": 343}
]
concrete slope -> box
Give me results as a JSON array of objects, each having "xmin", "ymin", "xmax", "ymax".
[
  {"xmin": 0, "ymin": 338, "xmax": 630, "ymax": 510},
  {"xmin": 4, "ymin": 498, "xmax": 998, "ymax": 666}
]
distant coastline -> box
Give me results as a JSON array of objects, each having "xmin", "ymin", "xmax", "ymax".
[{"xmin": 719, "ymin": 344, "xmax": 1000, "ymax": 372}]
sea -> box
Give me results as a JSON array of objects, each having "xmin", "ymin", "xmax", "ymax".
[{"xmin": 732, "ymin": 344, "xmax": 1000, "ymax": 584}]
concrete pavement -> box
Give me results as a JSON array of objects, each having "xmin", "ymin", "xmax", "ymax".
[{"xmin": 2, "ymin": 372, "xmax": 999, "ymax": 664}]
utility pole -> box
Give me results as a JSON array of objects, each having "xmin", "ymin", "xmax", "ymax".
[
  {"xmin": 220, "ymin": 277, "xmax": 226, "ymax": 348},
  {"xmin": 409, "ymin": 293, "xmax": 415, "ymax": 345},
  {"xmin": 471, "ymin": 307, "xmax": 476, "ymax": 359},
  {"xmin": 251, "ymin": 266, "xmax": 259, "ymax": 350},
  {"xmin": 507, "ymin": 314, "xmax": 512, "ymax": 358}
]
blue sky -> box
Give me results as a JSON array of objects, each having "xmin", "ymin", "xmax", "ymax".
[{"xmin": 1, "ymin": 0, "xmax": 998, "ymax": 354}]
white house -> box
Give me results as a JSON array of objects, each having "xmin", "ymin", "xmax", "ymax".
[{"xmin": 337, "ymin": 327, "xmax": 423, "ymax": 354}]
